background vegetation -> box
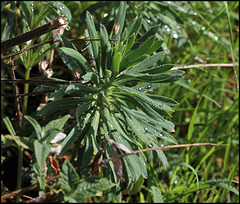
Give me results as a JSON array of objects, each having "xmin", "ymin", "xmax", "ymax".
[{"xmin": 1, "ymin": 1, "xmax": 239, "ymax": 203}]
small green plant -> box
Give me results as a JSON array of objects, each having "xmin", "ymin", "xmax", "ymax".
[
  {"xmin": 1, "ymin": 1, "xmax": 238, "ymax": 203},
  {"xmin": 35, "ymin": 0, "xmax": 184, "ymax": 193}
]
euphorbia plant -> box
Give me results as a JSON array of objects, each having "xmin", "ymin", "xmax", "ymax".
[{"xmin": 36, "ymin": 1, "xmax": 184, "ymax": 189}]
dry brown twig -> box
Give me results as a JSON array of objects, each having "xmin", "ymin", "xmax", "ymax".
[
  {"xmin": 1, "ymin": 142, "xmax": 229, "ymax": 201},
  {"xmin": 171, "ymin": 63, "xmax": 239, "ymax": 70}
]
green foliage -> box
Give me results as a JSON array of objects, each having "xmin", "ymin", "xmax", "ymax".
[
  {"xmin": 59, "ymin": 159, "xmax": 115, "ymax": 202},
  {"xmin": 1, "ymin": 1, "xmax": 238, "ymax": 203}
]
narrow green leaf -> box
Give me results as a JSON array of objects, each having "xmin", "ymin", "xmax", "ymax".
[
  {"xmin": 127, "ymin": 16, "xmax": 143, "ymax": 37},
  {"xmin": 75, "ymin": 101, "xmax": 96, "ymax": 123},
  {"xmin": 131, "ymin": 25, "xmax": 160, "ymax": 51},
  {"xmin": 151, "ymin": 186, "xmax": 163, "ymax": 203},
  {"xmin": 145, "ymin": 40, "xmax": 163, "ymax": 55},
  {"xmin": 120, "ymin": 55, "xmax": 148, "ymax": 71},
  {"xmin": 19, "ymin": 2, "xmax": 32, "ymax": 26},
  {"xmin": 116, "ymin": 92, "xmax": 165, "ymax": 122},
  {"xmin": 110, "ymin": 113, "xmax": 137, "ymax": 145},
  {"xmin": 125, "ymin": 115, "xmax": 153, "ymax": 144},
  {"xmin": 49, "ymin": 86, "xmax": 68, "ymax": 101},
  {"xmin": 78, "ymin": 132, "xmax": 94, "ymax": 174},
  {"xmin": 91, "ymin": 110, "xmax": 100, "ymax": 153},
  {"xmin": 224, "ymin": 1, "xmax": 239, "ymax": 91},
  {"xmin": 113, "ymin": 1, "xmax": 127, "ymax": 39},
  {"xmin": 179, "ymin": 162, "xmax": 199, "ymax": 187},
  {"xmin": 146, "ymin": 94, "xmax": 179, "ymax": 106},
  {"xmin": 58, "ymin": 36, "xmax": 79, "ymax": 71},
  {"xmin": 115, "ymin": 72, "xmax": 172, "ymax": 85},
  {"xmin": 121, "ymin": 36, "xmax": 156, "ymax": 68},
  {"xmin": 86, "ymin": 11, "xmax": 100, "ymax": 73},
  {"xmin": 112, "ymin": 52, "xmax": 121, "ymax": 75},
  {"xmin": 186, "ymin": 93, "xmax": 203, "ymax": 164},
  {"xmin": 58, "ymin": 34, "xmax": 77, "ymax": 50},
  {"xmin": 2, "ymin": 114, "xmax": 16, "ymax": 136},
  {"xmin": 100, "ymin": 24, "xmax": 110, "ymax": 74},
  {"xmin": 133, "ymin": 82, "xmax": 164, "ymax": 93},
  {"xmin": 37, "ymin": 97, "xmax": 95, "ymax": 116},
  {"xmin": 33, "ymin": 140, "xmax": 51, "ymax": 171},
  {"xmin": 61, "ymin": 47, "xmax": 93, "ymax": 73},
  {"xmin": 24, "ymin": 115, "xmax": 42, "ymax": 140},
  {"xmin": 65, "ymin": 84, "xmax": 98, "ymax": 94},
  {"xmin": 125, "ymin": 51, "xmax": 165, "ymax": 74},
  {"xmin": 129, "ymin": 175, "xmax": 145, "ymax": 195},
  {"xmin": 122, "ymin": 33, "xmax": 135, "ymax": 57},
  {"xmin": 151, "ymin": 141, "xmax": 168, "ymax": 167},
  {"xmin": 140, "ymin": 64, "xmax": 174, "ymax": 74},
  {"xmin": 1, "ymin": 2, "xmax": 16, "ymax": 41},
  {"xmin": 58, "ymin": 125, "xmax": 81, "ymax": 157}
]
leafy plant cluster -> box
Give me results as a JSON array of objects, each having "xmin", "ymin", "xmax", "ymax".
[{"xmin": 1, "ymin": 1, "xmax": 239, "ymax": 203}]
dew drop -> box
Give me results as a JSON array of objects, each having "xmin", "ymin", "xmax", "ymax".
[
  {"xmin": 158, "ymin": 133, "xmax": 163, "ymax": 137},
  {"xmin": 201, "ymin": 26, "xmax": 206, "ymax": 31},
  {"xmin": 138, "ymin": 87, "xmax": 142, "ymax": 91},
  {"xmin": 104, "ymin": 13, "xmax": 108, "ymax": 17},
  {"xmin": 147, "ymin": 20, "xmax": 151, "ymax": 24},
  {"xmin": 173, "ymin": 33, "xmax": 178, "ymax": 39},
  {"xmin": 66, "ymin": 26, "xmax": 70, "ymax": 31},
  {"xmin": 147, "ymin": 84, "xmax": 152, "ymax": 88},
  {"xmin": 214, "ymin": 36, "xmax": 218, "ymax": 41},
  {"xmin": 192, "ymin": 21, "xmax": 196, "ymax": 25}
]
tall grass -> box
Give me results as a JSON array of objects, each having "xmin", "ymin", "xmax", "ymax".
[{"xmin": 126, "ymin": 1, "xmax": 239, "ymax": 202}]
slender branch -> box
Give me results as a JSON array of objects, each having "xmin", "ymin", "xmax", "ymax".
[
  {"xmin": 99, "ymin": 143, "xmax": 230, "ymax": 165},
  {"xmin": 1, "ymin": 38, "xmax": 130, "ymax": 60},
  {"xmin": 1, "ymin": 78, "xmax": 92, "ymax": 97},
  {"xmin": 1, "ymin": 142, "xmax": 229, "ymax": 201},
  {"xmin": 7, "ymin": 64, "xmax": 22, "ymax": 132},
  {"xmin": 2, "ymin": 91, "xmax": 55, "ymax": 98},
  {"xmin": 1, "ymin": 17, "xmax": 68, "ymax": 51},
  {"xmin": 1, "ymin": 78, "xmax": 83, "ymax": 85},
  {"xmin": 171, "ymin": 63, "xmax": 239, "ymax": 70}
]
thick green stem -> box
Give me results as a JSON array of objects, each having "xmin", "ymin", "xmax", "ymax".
[
  {"xmin": 23, "ymin": 69, "xmax": 31, "ymax": 115},
  {"xmin": 16, "ymin": 147, "xmax": 23, "ymax": 203}
]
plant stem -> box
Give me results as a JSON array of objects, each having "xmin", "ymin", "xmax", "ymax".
[
  {"xmin": 23, "ymin": 69, "xmax": 31, "ymax": 115},
  {"xmin": 16, "ymin": 147, "xmax": 24, "ymax": 203}
]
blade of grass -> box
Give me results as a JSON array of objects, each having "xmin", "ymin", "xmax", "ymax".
[
  {"xmin": 185, "ymin": 90, "xmax": 204, "ymax": 164},
  {"xmin": 224, "ymin": 1, "xmax": 239, "ymax": 92}
]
